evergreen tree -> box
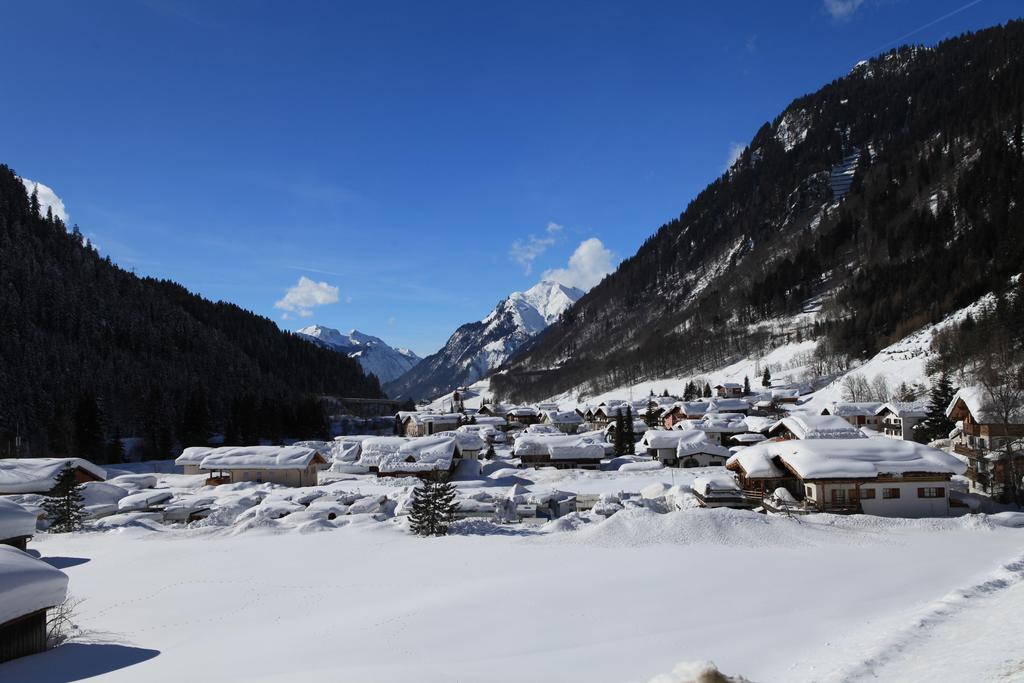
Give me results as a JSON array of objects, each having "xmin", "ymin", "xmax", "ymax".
[
  {"xmin": 408, "ymin": 477, "xmax": 459, "ymax": 536},
  {"xmin": 762, "ymin": 368, "xmax": 772, "ymax": 388},
  {"xmin": 662, "ymin": 389, "xmax": 669, "ymax": 398},
  {"xmin": 613, "ymin": 408, "xmax": 627, "ymax": 456},
  {"xmin": 743, "ymin": 375, "xmax": 751, "ymax": 395},
  {"xmin": 644, "ymin": 407, "xmax": 660, "ymax": 429},
  {"xmin": 920, "ymin": 373, "xmax": 957, "ymax": 441},
  {"xmin": 703, "ymin": 383, "xmax": 712, "ymax": 398},
  {"xmin": 624, "ymin": 406, "xmax": 636, "ymax": 455},
  {"xmin": 43, "ymin": 465, "xmax": 85, "ymax": 533},
  {"xmin": 485, "ymin": 443, "xmax": 495, "ymax": 460}
]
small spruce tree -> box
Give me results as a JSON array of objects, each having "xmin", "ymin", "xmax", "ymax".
[
  {"xmin": 703, "ymin": 382, "xmax": 712, "ymax": 398},
  {"xmin": 762, "ymin": 367, "xmax": 772, "ymax": 388},
  {"xmin": 408, "ymin": 477, "xmax": 459, "ymax": 537},
  {"xmin": 743, "ymin": 375, "xmax": 751, "ymax": 396},
  {"xmin": 43, "ymin": 465, "xmax": 85, "ymax": 533},
  {"xmin": 613, "ymin": 409, "xmax": 627, "ymax": 456}
]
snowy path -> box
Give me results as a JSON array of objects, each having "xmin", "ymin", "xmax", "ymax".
[{"xmin": 2, "ymin": 511, "xmax": 1022, "ymax": 682}]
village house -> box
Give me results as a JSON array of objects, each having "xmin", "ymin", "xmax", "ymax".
[
  {"xmin": 356, "ymin": 437, "xmax": 409, "ymax": 473},
  {"xmin": 541, "ymin": 410, "xmax": 585, "ymax": 434},
  {"xmin": 514, "ymin": 434, "xmax": 606, "ymax": 470},
  {"xmin": 588, "ymin": 404, "xmax": 629, "ymax": 429},
  {"xmin": 399, "ymin": 412, "xmax": 462, "ymax": 437},
  {"xmin": 604, "ymin": 418, "xmax": 649, "ymax": 443},
  {"xmin": 0, "ymin": 499, "xmax": 37, "ymax": 551},
  {"xmin": 377, "ymin": 436, "xmax": 460, "ymax": 480},
  {"xmin": 727, "ymin": 438, "xmax": 965, "ymax": 517},
  {"xmin": 676, "ymin": 430, "xmax": 733, "ymax": 467},
  {"xmin": 946, "ymin": 387, "xmax": 1024, "ymax": 500},
  {"xmin": 708, "ymin": 397, "xmax": 753, "ymax": 415},
  {"xmin": 198, "ymin": 446, "xmax": 326, "ymax": 487},
  {"xmin": 478, "ymin": 403, "xmax": 512, "ymax": 418},
  {"xmin": 875, "ymin": 401, "xmax": 928, "ymax": 440},
  {"xmin": 770, "ymin": 388, "xmax": 800, "ymax": 404},
  {"xmin": 505, "ymin": 406, "xmax": 541, "ymax": 426},
  {"xmin": 820, "ymin": 402, "xmax": 884, "ymax": 428},
  {"xmin": 715, "ymin": 382, "xmax": 745, "ymax": 398},
  {"xmin": 662, "ymin": 401, "xmax": 710, "ymax": 429},
  {"xmin": 0, "ymin": 545, "xmax": 69, "ymax": 664},
  {"xmin": 639, "ymin": 429, "xmax": 692, "ymax": 464},
  {"xmin": 175, "ymin": 446, "xmax": 215, "ymax": 475},
  {"xmin": 0, "ymin": 458, "xmax": 106, "ymax": 495},
  {"xmin": 767, "ymin": 414, "xmax": 867, "ymax": 441}
]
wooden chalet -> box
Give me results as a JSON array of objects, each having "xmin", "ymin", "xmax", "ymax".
[{"xmin": 946, "ymin": 387, "xmax": 1024, "ymax": 500}]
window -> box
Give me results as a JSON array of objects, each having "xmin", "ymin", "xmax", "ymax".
[
  {"xmin": 918, "ymin": 487, "xmax": 945, "ymax": 498},
  {"xmin": 882, "ymin": 488, "xmax": 901, "ymax": 499},
  {"xmin": 805, "ymin": 485, "xmax": 814, "ymax": 497},
  {"xmin": 861, "ymin": 488, "xmax": 876, "ymax": 499}
]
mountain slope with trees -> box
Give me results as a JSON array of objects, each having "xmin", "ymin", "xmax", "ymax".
[
  {"xmin": 0, "ymin": 165, "xmax": 382, "ymax": 460},
  {"xmin": 493, "ymin": 21, "xmax": 1024, "ymax": 402}
]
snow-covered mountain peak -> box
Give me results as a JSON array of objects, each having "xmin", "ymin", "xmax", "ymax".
[
  {"xmin": 295, "ymin": 325, "xmax": 420, "ymax": 383},
  {"xmin": 483, "ymin": 280, "xmax": 584, "ymax": 335}
]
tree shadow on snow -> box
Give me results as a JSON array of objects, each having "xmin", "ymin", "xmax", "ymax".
[
  {"xmin": 0, "ymin": 643, "xmax": 160, "ymax": 682},
  {"xmin": 449, "ymin": 519, "xmax": 541, "ymax": 536}
]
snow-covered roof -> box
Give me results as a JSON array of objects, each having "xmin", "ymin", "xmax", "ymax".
[
  {"xmin": 716, "ymin": 382, "xmax": 743, "ymax": 389},
  {"xmin": 771, "ymin": 388, "xmax": 800, "ymax": 399},
  {"xmin": 378, "ymin": 436, "xmax": 457, "ymax": 473},
  {"xmin": 547, "ymin": 440, "xmax": 605, "ymax": 461},
  {"xmin": 513, "ymin": 433, "xmax": 602, "ymax": 457},
  {"xmin": 824, "ymin": 402, "xmax": 883, "ymax": 418},
  {"xmin": 357, "ymin": 437, "xmax": 410, "ymax": 467},
  {"xmin": 676, "ymin": 430, "xmax": 732, "ymax": 458},
  {"xmin": 640, "ymin": 430, "xmax": 690, "ymax": 449},
  {"xmin": 732, "ymin": 433, "xmax": 767, "ymax": 444},
  {"xmin": 524, "ymin": 424, "xmax": 562, "ymax": 435},
  {"xmin": 199, "ymin": 446, "xmax": 323, "ymax": 471},
  {"xmin": 472, "ymin": 416, "xmax": 508, "ymax": 426},
  {"xmin": 175, "ymin": 446, "xmax": 217, "ymax": 466},
  {"xmin": 0, "ymin": 498, "xmax": 37, "ymax": 540},
  {"xmin": 742, "ymin": 416, "xmax": 775, "ymax": 433},
  {"xmin": 692, "ymin": 473, "xmax": 742, "ymax": 496},
  {"xmin": 506, "ymin": 406, "xmax": 540, "ymax": 417},
  {"xmin": 946, "ymin": 386, "xmax": 1024, "ymax": 424},
  {"xmin": 877, "ymin": 401, "xmax": 928, "ymax": 418},
  {"xmin": 0, "ymin": 545, "xmax": 69, "ymax": 624},
  {"xmin": 544, "ymin": 410, "xmax": 584, "ymax": 424},
  {"xmin": 433, "ymin": 430, "xmax": 485, "ymax": 452},
  {"xmin": 0, "ymin": 458, "xmax": 107, "ymax": 494},
  {"xmin": 407, "ymin": 413, "xmax": 462, "ymax": 425},
  {"xmin": 708, "ymin": 398, "xmax": 751, "ymax": 413},
  {"xmin": 741, "ymin": 439, "xmax": 966, "ymax": 479},
  {"xmin": 727, "ymin": 448, "xmax": 788, "ymax": 479},
  {"xmin": 674, "ymin": 401, "xmax": 710, "ymax": 415},
  {"xmin": 769, "ymin": 415, "xmax": 866, "ymax": 440}
]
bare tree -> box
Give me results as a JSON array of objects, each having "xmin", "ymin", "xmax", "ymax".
[{"xmin": 840, "ymin": 373, "xmax": 871, "ymax": 402}]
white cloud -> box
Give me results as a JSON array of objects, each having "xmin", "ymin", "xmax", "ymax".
[
  {"xmin": 274, "ymin": 276, "xmax": 340, "ymax": 318},
  {"xmin": 824, "ymin": 0, "xmax": 864, "ymax": 21},
  {"xmin": 509, "ymin": 221, "xmax": 564, "ymax": 274},
  {"xmin": 20, "ymin": 177, "xmax": 68, "ymax": 223},
  {"xmin": 724, "ymin": 142, "xmax": 745, "ymax": 172},
  {"xmin": 541, "ymin": 238, "xmax": 615, "ymax": 291}
]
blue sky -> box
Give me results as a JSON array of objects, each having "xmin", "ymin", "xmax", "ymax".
[{"xmin": 2, "ymin": 0, "xmax": 1019, "ymax": 356}]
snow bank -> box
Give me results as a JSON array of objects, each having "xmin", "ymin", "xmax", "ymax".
[{"xmin": 0, "ymin": 545, "xmax": 69, "ymax": 623}]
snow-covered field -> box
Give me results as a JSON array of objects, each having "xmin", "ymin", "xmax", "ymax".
[{"xmin": 4, "ymin": 458, "xmax": 1024, "ymax": 683}]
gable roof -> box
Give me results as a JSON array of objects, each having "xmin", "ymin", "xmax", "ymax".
[
  {"xmin": 877, "ymin": 401, "xmax": 929, "ymax": 419},
  {"xmin": 199, "ymin": 446, "xmax": 324, "ymax": 471},
  {"xmin": 0, "ymin": 458, "xmax": 107, "ymax": 494},
  {"xmin": 768, "ymin": 415, "xmax": 866, "ymax": 440},
  {"xmin": 734, "ymin": 438, "xmax": 965, "ymax": 480}
]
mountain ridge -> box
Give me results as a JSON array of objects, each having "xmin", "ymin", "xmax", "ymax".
[
  {"xmin": 295, "ymin": 326, "xmax": 420, "ymax": 384},
  {"xmin": 384, "ymin": 280, "xmax": 583, "ymax": 400}
]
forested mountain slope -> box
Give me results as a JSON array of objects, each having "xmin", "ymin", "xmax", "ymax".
[
  {"xmin": 0, "ymin": 166, "xmax": 382, "ymax": 460},
  {"xmin": 493, "ymin": 21, "xmax": 1024, "ymax": 402}
]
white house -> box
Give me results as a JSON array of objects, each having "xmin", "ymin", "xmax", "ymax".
[
  {"xmin": 378, "ymin": 436, "xmax": 459, "ymax": 479},
  {"xmin": 875, "ymin": 401, "xmax": 929, "ymax": 440},
  {"xmin": 175, "ymin": 446, "xmax": 216, "ymax": 475},
  {"xmin": 728, "ymin": 438, "xmax": 965, "ymax": 517},
  {"xmin": 675, "ymin": 430, "xmax": 732, "ymax": 467},
  {"xmin": 821, "ymin": 402, "xmax": 884, "ymax": 428},
  {"xmin": 542, "ymin": 410, "xmax": 585, "ymax": 434}
]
